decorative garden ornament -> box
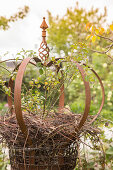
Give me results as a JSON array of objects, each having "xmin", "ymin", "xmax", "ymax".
[{"xmin": 0, "ymin": 17, "xmax": 105, "ymax": 170}]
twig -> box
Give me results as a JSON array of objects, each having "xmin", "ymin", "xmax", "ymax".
[
  {"xmin": 48, "ymin": 64, "xmax": 78, "ymax": 112},
  {"xmin": 96, "ymin": 33, "xmax": 113, "ymax": 43},
  {"xmin": 91, "ymin": 49, "xmax": 113, "ymax": 60},
  {"xmin": 0, "ymin": 65, "xmax": 11, "ymax": 74},
  {"xmin": 13, "ymin": 128, "xmax": 19, "ymax": 146},
  {"xmin": 79, "ymin": 138, "xmax": 94, "ymax": 149},
  {"xmin": 91, "ymin": 33, "xmax": 113, "ymax": 60}
]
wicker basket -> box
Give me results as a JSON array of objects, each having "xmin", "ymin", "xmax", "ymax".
[{"xmin": 9, "ymin": 143, "xmax": 78, "ymax": 170}]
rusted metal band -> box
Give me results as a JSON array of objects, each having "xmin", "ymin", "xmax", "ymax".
[
  {"xmin": 83, "ymin": 64, "xmax": 105, "ymax": 124},
  {"xmin": 14, "ymin": 57, "xmax": 33, "ymax": 146},
  {"xmin": 7, "ymin": 59, "xmax": 41, "ymax": 112},
  {"xmin": 74, "ymin": 62, "xmax": 91, "ymax": 130},
  {"xmin": 57, "ymin": 60, "xmax": 105, "ymax": 128}
]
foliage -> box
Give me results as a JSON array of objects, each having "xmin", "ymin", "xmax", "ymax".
[
  {"xmin": 0, "ymin": 102, "xmax": 7, "ymax": 116},
  {"xmin": 47, "ymin": 2, "xmax": 113, "ymax": 121},
  {"xmin": 74, "ymin": 122, "xmax": 113, "ymax": 169},
  {"xmin": 0, "ymin": 144, "xmax": 10, "ymax": 170},
  {"xmin": 85, "ymin": 21, "xmax": 113, "ymax": 60},
  {"xmin": 0, "ymin": 6, "xmax": 29, "ymax": 30},
  {"xmin": 47, "ymin": 2, "xmax": 107, "ymax": 56},
  {"xmin": 46, "ymin": 3, "xmax": 113, "ymax": 168},
  {"xmin": 0, "ymin": 6, "xmax": 29, "ymax": 103},
  {"xmin": 0, "ymin": 61, "xmax": 11, "ymax": 102}
]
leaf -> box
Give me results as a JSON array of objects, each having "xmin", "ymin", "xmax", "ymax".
[
  {"xmin": 110, "ymin": 24, "xmax": 113, "ymax": 31},
  {"xmin": 106, "ymin": 147, "xmax": 113, "ymax": 155},
  {"xmin": 97, "ymin": 36, "xmax": 100, "ymax": 40},
  {"xmin": 29, "ymin": 81, "xmax": 34, "ymax": 85},
  {"xmin": 39, "ymin": 68, "xmax": 43, "ymax": 75},
  {"xmin": 106, "ymin": 29, "xmax": 110, "ymax": 34},
  {"xmin": 52, "ymin": 57, "xmax": 55, "ymax": 61},
  {"xmin": 86, "ymin": 35, "xmax": 91, "ymax": 40},
  {"xmin": 45, "ymin": 82, "xmax": 48, "ymax": 86},
  {"xmin": 85, "ymin": 22, "xmax": 91, "ymax": 31},
  {"xmin": 99, "ymin": 27, "xmax": 105, "ymax": 34},
  {"xmin": 92, "ymin": 36, "xmax": 96, "ymax": 43},
  {"xmin": 95, "ymin": 29, "xmax": 99, "ymax": 34},
  {"xmin": 35, "ymin": 80, "xmax": 39, "ymax": 84},
  {"xmin": 91, "ymin": 25, "xmax": 94, "ymax": 32},
  {"xmin": 16, "ymin": 57, "xmax": 19, "ymax": 61},
  {"xmin": 11, "ymin": 76, "xmax": 15, "ymax": 81}
]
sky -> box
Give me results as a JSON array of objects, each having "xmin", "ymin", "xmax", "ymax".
[{"xmin": 0, "ymin": 0, "xmax": 113, "ymax": 59}]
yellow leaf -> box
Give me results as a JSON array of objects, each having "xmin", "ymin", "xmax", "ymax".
[
  {"xmin": 38, "ymin": 84, "xmax": 41, "ymax": 88},
  {"xmin": 86, "ymin": 22, "xmax": 91, "ymax": 31},
  {"xmin": 97, "ymin": 36, "xmax": 100, "ymax": 40},
  {"xmin": 110, "ymin": 25, "xmax": 113, "ymax": 31},
  {"xmin": 45, "ymin": 82, "xmax": 48, "ymax": 86},
  {"xmin": 99, "ymin": 27, "xmax": 105, "ymax": 34},
  {"xmin": 92, "ymin": 36, "xmax": 96, "ymax": 43},
  {"xmin": 86, "ymin": 35, "xmax": 91, "ymax": 40},
  {"xmin": 106, "ymin": 29, "xmax": 110, "ymax": 34},
  {"xmin": 91, "ymin": 26, "xmax": 94, "ymax": 32},
  {"xmin": 95, "ymin": 29, "xmax": 99, "ymax": 34},
  {"xmin": 29, "ymin": 81, "xmax": 33, "ymax": 85}
]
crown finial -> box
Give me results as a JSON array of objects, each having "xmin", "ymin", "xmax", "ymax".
[
  {"xmin": 40, "ymin": 17, "xmax": 48, "ymax": 30},
  {"xmin": 40, "ymin": 17, "xmax": 48, "ymax": 42}
]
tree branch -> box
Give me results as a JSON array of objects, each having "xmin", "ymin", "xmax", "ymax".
[{"xmin": 95, "ymin": 33, "xmax": 113, "ymax": 43}]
